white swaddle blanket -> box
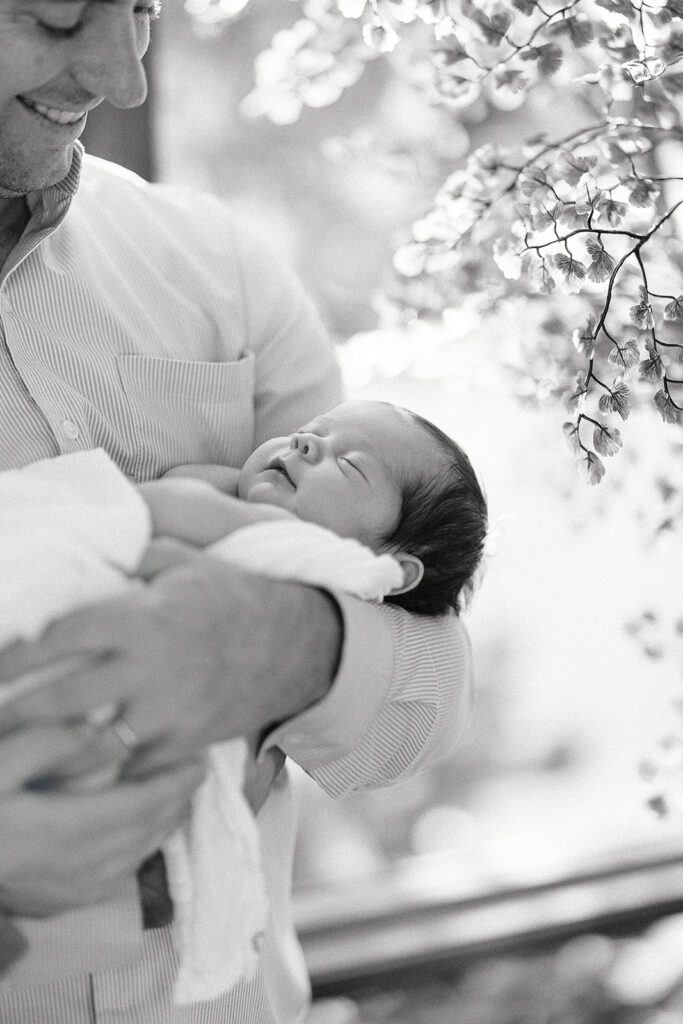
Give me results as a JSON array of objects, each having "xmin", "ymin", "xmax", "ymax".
[
  {"xmin": 0, "ymin": 449, "xmax": 151, "ymax": 650},
  {"xmin": 0, "ymin": 450, "xmax": 403, "ymax": 1004},
  {"xmin": 170, "ymin": 520, "xmax": 403, "ymax": 1004}
]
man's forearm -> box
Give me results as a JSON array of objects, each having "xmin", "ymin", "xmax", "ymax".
[
  {"xmin": 220, "ymin": 569, "xmax": 343, "ymax": 732},
  {"xmin": 0, "ymin": 555, "xmax": 344, "ymax": 777},
  {"xmin": 153, "ymin": 555, "xmax": 343, "ymax": 732}
]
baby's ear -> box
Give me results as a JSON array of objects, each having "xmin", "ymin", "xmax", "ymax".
[{"xmin": 388, "ymin": 553, "xmax": 424, "ymax": 596}]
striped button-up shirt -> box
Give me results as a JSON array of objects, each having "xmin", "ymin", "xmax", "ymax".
[{"xmin": 0, "ymin": 144, "xmax": 472, "ymax": 1022}]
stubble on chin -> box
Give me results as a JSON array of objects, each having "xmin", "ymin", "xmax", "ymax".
[
  {"xmin": 0, "ymin": 135, "xmax": 74, "ymax": 197},
  {"xmin": 0, "ymin": 181, "xmax": 30, "ymax": 198}
]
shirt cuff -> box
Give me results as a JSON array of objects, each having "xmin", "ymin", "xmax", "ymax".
[{"xmin": 261, "ymin": 592, "xmax": 393, "ymax": 771}]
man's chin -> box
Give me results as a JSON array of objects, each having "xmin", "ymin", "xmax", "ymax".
[
  {"xmin": 0, "ymin": 178, "xmax": 32, "ymax": 198},
  {"xmin": 0, "ymin": 147, "xmax": 75, "ymax": 197}
]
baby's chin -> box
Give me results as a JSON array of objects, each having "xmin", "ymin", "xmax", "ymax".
[
  {"xmin": 240, "ymin": 477, "xmax": 289, "ymax": 509},
  {"xmin": 236, "ymin": 472, "xmax": 251, "ymax": 501},
  {"xmin": 237, "ymin": 465, "xmax": 266, "ymax": 502}
]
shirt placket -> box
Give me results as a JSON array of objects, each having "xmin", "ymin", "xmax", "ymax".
[
  {"xmin": 0, "ymin": 288, "xmax": 59, "ymax": 468},
  {"xmin": 0, "ymin": 155, "xmax": 87, "ymax": 465}
]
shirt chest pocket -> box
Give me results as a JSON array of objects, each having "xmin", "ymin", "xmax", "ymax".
[{"xmin": 116, "ymin": 352, "xmax": 255, "ymax": 480}]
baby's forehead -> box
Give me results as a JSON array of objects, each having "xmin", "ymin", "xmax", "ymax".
[
  {"xmin": 326, "ymin": 400, "xmax": 440, "ymax": 471},
  {"xmin": 304, "ymin": 400, "xmax": 409, "ymax": 433}
]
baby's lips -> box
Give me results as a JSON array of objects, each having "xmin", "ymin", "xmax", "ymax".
[{"xmin": 267, "ymin": 456, "xmax": 296, "ymax": 488}]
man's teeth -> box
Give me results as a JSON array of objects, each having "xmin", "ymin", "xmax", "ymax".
[{"xmin": 23, "ymin": 99, "xmax": 85, "ymax": 125}]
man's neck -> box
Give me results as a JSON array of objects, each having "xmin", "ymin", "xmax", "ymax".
[{"xmin": 0, "ymin": 196, "xmax": 30, "ymax": 273}]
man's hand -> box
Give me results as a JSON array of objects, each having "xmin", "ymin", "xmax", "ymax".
[
  {"xmin": 242, "ymin": 744, "xmax": 286, "ymax": 815},
  {"xmin": 0, "ymin": 557, "xmax": 342, "ymax": 775},
  {"xmin": 0, "ymin": 726, "xmax": 204, "ymax": 917}
]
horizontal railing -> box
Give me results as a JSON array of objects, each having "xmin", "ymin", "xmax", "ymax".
[{"xmin": 295, "ymin": 837, "xmax": 683, "ymax": 988}]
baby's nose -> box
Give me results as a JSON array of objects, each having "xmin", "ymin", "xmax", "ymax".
[{"xmin": 290, "ymin": 433, "xmax": 321, "ymax": 462}]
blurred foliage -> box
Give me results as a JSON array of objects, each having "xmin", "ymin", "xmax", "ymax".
[
  {"xmin": 177, "ymin": 0, "xmax": 683, "ymax": 844},
  {"xmin": 184, "ymin": 0, "xmax": 683, "ymax": 491}
]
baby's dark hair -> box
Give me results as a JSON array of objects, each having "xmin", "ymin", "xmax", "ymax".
[{"xmin": 382, "ymin": 410, "xmax": 488, "ymax": 617}]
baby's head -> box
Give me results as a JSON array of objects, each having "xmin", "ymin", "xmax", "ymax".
[{"xmin": 238, "ymin": 400, "xmax": 487, "ymax": 616}]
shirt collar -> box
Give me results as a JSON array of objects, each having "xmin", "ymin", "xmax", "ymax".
[{"xmin": 26, "ymin": 141, "xmax": 83, "ymax": 218}]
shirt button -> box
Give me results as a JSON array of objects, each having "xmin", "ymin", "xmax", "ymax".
[{"xmin": 62, "ymin": 419, "xmax": 79, "ymax": 440}]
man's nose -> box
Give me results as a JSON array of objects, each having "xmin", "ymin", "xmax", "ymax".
[
  {"xmin": 72, "ymin": 16, "xmax": 149, "ymax": 109},
  {"xmin": 290, "ymin": 434, "xmax": 322, "ymax": 463}
]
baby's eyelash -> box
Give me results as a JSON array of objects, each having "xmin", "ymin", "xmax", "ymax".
[
  {"xmin": 135, "ymin": 2, "xmax": 162, "ymax": 18},
  {"xmin": 143, "ymin": 1, "xmax": 163, "ymax": 19},
  {"xmin": 37, "ymin": 2, "xmax": 161, "ymax": 38},
  {"xmin": 38, "ymin": 22, "xmax": 81, "ymax": 38},
  {"xmin": 340, "ymin": 456, "xmax": 369, "ymax": 482}
]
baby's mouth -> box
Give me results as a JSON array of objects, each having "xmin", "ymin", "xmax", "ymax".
[{"xmin": 267, "ymin": 457, "xmax": 296, "ymax": 488}]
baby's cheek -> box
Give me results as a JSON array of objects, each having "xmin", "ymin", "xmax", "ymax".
[
  {"xmin": 299, "ymin": 495, "xmax": 348, "ymax": 535},
  {"xmin": 238, "ymin": 463, "xmax": 265, "ymax": 501}
]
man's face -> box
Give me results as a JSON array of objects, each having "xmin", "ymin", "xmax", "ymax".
[{"xmin": 0, "ymin": 1, "xmax": 157, "ymax": 195}]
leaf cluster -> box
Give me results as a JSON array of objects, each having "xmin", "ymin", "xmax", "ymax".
[{"xmin": 191, "ymin": 0, "xmax": 683, "ymax": 484}]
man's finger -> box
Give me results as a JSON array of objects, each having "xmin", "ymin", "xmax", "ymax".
[
  {"xmin": 0, "ymin": 724, "xmax": 101, "ymax": 792},
  {"xmin": 0, "ymin": 621, "xmax": 109, "ymax": 683},
  {"xmin": 73, "ymin": 760, "xmax": 206, "ymax": 841},
  {"xmin": 0, "ymin": 655, "xmax": 115, "ymax": 731},
  {"xmin": 0, "ymin": 585, "xmax": 154, "ymax": 685},
  {"xmin": 0, "ymin": 761, "xmax": 205, "ymax": 917},
  {"xmin": 0, "ymin": 655, "xmax": 95, "ymax": 716},
  {"xmin": 243, "ymin": 746, "xmax": 286, "ymax": 814}
]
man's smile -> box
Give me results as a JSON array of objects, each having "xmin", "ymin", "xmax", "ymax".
[{"xmin": 17, "ymin": 96, "xmax": 87, "ymax": 127}]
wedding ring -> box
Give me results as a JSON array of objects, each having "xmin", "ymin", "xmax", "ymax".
[
  {"xmin": 85, "ymin": 701, "xmax": 119, "ymax": 730},
  {"xmin": 86, "ymin": 702, "xmax": 140, "ymax": 755},
  {"xmin": 109, "ymin": 714, "xmax": 140, "ymax": 754}
]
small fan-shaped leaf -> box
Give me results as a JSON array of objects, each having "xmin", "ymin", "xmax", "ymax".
[
  {"xmin": 598, "ymin": 378, "xmax": 632, "ymax": 420},
  {"xmin": 593, "ymin": 422, "xmax": 623, "ymax": 456},
  {"xmin": 554, "ymin": 253, "xmax": 587, "ymax": 279},
  {"xmin": 654, "ymin": 389, "xmax": 681, "ymax": 423},
  {"xmin": 630, "ymin": 296, "xmax": 655, "ymax": 330},
  {"xmin": 563, "ymin": 420, "xmax": 582, "ymax": 455},
  {"xmin": 582, "ymin": 450, "xmax": 605, "ymax": 484},
  {"xmin": 608, "ymin": 339, "xmax": 639, "ymax": 369},
  {"xmin": 664, "ymin": 296, "xmax": 683, "ymax": 321},
  {"xmin": 639, "ymin": 351, "xmax": 663, "ymax": 382}
]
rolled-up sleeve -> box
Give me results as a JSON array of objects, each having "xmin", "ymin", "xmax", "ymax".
[{"xmin": 264, "ymin": 598, "xmax": 473, "ymax": 797}]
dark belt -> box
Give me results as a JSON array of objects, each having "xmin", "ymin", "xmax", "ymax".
[
  {"xmin": 0, "ymin": 912, "xmax": 28, "ymax": 974},
  {"xmin": 136, "ymin": 850, "xmax": 173, "ymax": 929}
]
